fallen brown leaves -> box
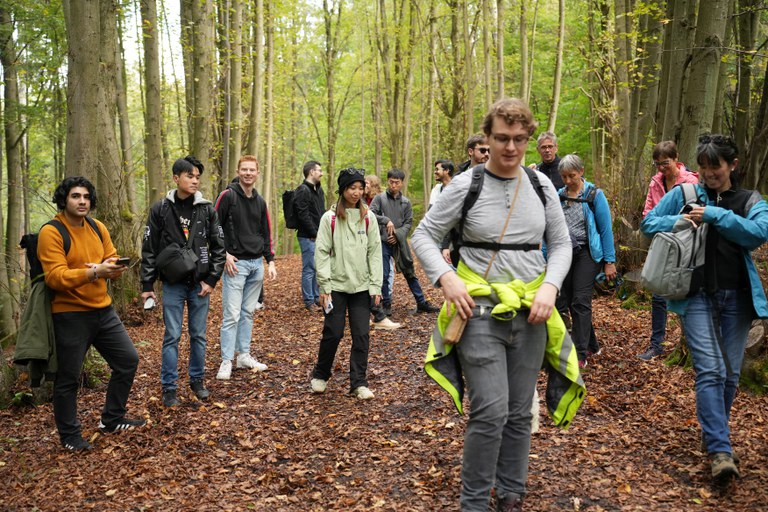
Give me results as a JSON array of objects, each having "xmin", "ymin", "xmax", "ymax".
[{"xmin": 2, "ymin": 251, "xmax": 768, "ymax": 511}]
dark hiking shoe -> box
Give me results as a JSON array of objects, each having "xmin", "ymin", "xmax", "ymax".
[
  {"xmin": 497, "ymin": 494, "xmax": 524, "ymax": 512},
  {"xmin": 637, "ymin": 347, "xmax": 663, "ymax": 360},
  {"xmin": 162, "ymin": 389, "xmax": 180, "ymax": 407},
  {"xmin": 711, "ymin": 452, "xmax": 740, "ymax": 486},
  {"xmin": 99, "ymin": 417, "xmax": 147, "ymax": 434},
  {"xmin": 61, "ymin": 435, "xmax": 93, "ymax": 452},
  {"xmin": 416, "ymin": 301, "xmax": 440, "ymax": 313},
  {"xmin": 701, "ymin": 434, "xmax": 739, "ymax": 465},
  {"xmin": 190, "ymin": 379, "xmax": 210, "ymax": 400}
]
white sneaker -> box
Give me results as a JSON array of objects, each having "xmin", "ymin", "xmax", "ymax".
[
  {"xmin": 236, "ymin": 353, "xmax": 268, "ymax": 372},
  {"xmin": 310, "ymin": 378, "xmax": 327, "ymax": 393},
  {"xmin": 373, "ymin": 317, "xmax": 401, "ymax": 330},
  {"xmin": 255, "ymin": 302, "xmax": 264, "ymax": 310},
  {"xmin": 352, "ymin": 386, "xmax": 374, "ymax": 400},
  {"xmin": 216, "ymin": 360, "xmax": 232, "ymax": 380}
]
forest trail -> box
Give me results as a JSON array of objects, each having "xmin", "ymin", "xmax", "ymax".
[{"xmin": 2, "ymin": 253, "xmax": 767, "ymax": 511}]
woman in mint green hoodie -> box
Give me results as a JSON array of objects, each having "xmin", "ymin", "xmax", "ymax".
[{"xmin": 310, "ymin": 168, "xmax": 384, "ymax": 399}]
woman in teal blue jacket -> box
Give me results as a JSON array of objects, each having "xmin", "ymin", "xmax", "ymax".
[
  {"xmin": 555, "ymin": 154, "xmax": 616, "ymax": 365},
  {"xmin": 641, "ymin": 134, "xmax": 768, "ymax": 487}
]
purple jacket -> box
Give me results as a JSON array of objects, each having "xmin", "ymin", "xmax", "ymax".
[{"xmin": 642, "ymin": 163, "xmax": 699, "ymax": 217}]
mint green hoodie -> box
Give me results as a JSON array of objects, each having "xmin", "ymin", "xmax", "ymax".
[{"xmin": 315, "ymin": 207, "xmax": 383, "ymax": 296}]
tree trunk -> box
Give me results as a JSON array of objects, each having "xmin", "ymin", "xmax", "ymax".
[
  {"xmin": 462, "ymin": 0, "xmax": 473, "ymax": 135},
  {"xmin": 496, "ymin": 0, "xmax": 504, "ymax": 99},
  {"xmin": 246, "ymin": 0, "xmax": 264, "ymax": 161},
  {"xmin": 115, "ymin": 13, "xmax": 136, "ymax": 216},
  {"xmin": 62, "ymin": 0, "xmax": 126, "ymax": 231},
  {"xmin": 140, "ymin": 0, "xmax": 165, "ymax": 205},
  {"xmin": 482, "ymin": 0, "xmax": 492, "ymax": 109},
  {"xmin": 711, "ymin": 5, "xmax": 734, "ymax": 134},
  {"xmin": 678, "ymin": 0, "xmax": 730, "ymax": 166},
  {"xmin": 547, "ymin": 0, "xmax": 565, "ymax": 132},
  {"xmin": 661, "ymin": 0, "xmax": 698, "ymax": 142},
  {"xmin": 189, "ymin": 0, "xmax": 217, "ymax": 193},
  {"xmin": 263, "ymin": 0, "xmax": 274, "ymax": 208},
  {"xmin": 733, "ymin": 0, "xmax": 757, "ymax": 152},
  {"xmin": 226, "ymin": 0, "xmax": 243, "ymax": 182},
  {"xmin": 519, "ymin": 0, "xmax": 528, "ymax": 101},
  {"xmin": 0, "ymin": 6, "xmax": 20, "ymax": 335},
  {"xmin": 423, "ymin": 0, "xmax": 437, "ymax": 212},
  {"xmin": 742, "ymin": 60, "xmax": 768, "ymax": 192}
]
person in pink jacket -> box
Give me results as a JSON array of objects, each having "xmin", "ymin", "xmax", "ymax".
[{"xmin": 638, "ymin": 141, "xmax": 699, "ymax": 360}]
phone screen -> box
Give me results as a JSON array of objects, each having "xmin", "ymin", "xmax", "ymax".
[{"xmin": 116, "ymin": 257, "xmax": 131, "ymax": 266}]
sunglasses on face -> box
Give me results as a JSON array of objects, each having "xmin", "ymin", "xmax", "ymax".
[
  {"xmin": 340, "ymin": 168, "xmax": 365, "ymax": 177},
  {"xmin": 475, "ymin": 147, "xmax": 490, "ymax": 154}
]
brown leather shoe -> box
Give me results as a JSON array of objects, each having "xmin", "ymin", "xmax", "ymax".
[{"xmin": 497, "ymin": 494, "xmax": 524, "ymax": 512}]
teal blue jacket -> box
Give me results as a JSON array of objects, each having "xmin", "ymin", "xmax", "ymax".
[{"xmin": 641, "ymin": 184, "xmax": 768, "ymax": 317}]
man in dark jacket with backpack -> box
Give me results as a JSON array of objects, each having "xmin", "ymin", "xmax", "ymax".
[
  {"xmin": 294, "ymin": 160, "xmax": 325, "ymax": 310},
  {"xmin": 140, "ymin": 156, "xmax": 226, "ymax": 407},
  {"xmin": 213, "ymin": 155, "xmax": 277, "ymax": 380}
]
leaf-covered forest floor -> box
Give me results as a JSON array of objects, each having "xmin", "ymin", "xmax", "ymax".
[{"xmin": 2, "ymin": 250, "xmax": 768, "ymax": 511}]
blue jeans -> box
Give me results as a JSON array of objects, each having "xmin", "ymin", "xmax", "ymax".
[
  {"xmin": 298, "ymin": 237, "xmax": 320, "ymax": 306},
  {"xmin": 683, "ymin": 290, "xmax": 752, "ymax": 455},
  {"xmin": 650, "ymin": 294, "xmax": 668, "ymax": 351},
  {"xmin": 456, "ymin": 308, "xmax": 547, "ymax": 510},
  {"xmin": 381, "ymin": 242, "xmax": 425, "ymax": 305},
  {"xmin": 219, "ymin": 258, "xmax": 263, "ymax": 361},
  {"xmin": 161, "ymin": 282, "xmax": 210, "ymax": 390}
]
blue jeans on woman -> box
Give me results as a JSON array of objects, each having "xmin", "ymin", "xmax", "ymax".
[
  {"xmin": 650, "ymin": 294, "xmax": 668, "ymax": 351},
  {"xmin": 683, "ymin": 290, "xmax": 752, "ymax": 455},
  {"xmin": 219, "ymin": 258, "xmax": 263, "ymax": 361},
  {"xmin": 161, "ymin": 281, "xmax": 210, "ymax": 391}
]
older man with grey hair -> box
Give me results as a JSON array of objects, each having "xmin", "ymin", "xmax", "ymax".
[{"xmin": 531, "ymin": 131, "xmax": 564, "ymax": 189}]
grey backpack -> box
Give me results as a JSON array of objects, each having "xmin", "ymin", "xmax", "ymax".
[{"xmin": 640, "ymin": 183, "xmax": 707, "ymax": 300}]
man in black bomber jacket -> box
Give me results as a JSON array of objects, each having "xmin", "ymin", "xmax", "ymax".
[
  {"xmin": 140, "ymin": 156, "xmax": 226, "ymax": 407},
  {"xmin": 293, "ymin": 160, "xmax": 325, "ymax": 310}
]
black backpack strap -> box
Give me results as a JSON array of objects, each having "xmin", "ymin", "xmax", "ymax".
[
  {"xmin": 45, "ymin": 220, "xmax": 72, "ymax": 254},
  {"xmin": 462, "ymin": 241, "xmax": 541, "ymax": 251},
  {"xmin": 559, "ymin": 187, "xmax": 598, "ymax": 214},
  {"xmin": 523, "ymin": 167, "xmax": 547, "ymax": 207}
]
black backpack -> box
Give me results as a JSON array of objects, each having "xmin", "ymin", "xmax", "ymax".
[
  {"xmin": 558, "ymin": 187, "xmax": 598, "ymax": 214},
  {"xmin": 449, "ymin": 165, "xmax": 546, "ymax": 262},
  {"xmin": 20, "ymin": 217, "xmax": 103, "ymax": 282},
  {"xmin": 282, "ymin": 184, "xmax": 305, "ymax": 230}
]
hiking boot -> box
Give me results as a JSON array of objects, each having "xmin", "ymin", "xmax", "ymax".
[
  {"xmin": 711, "ymin": 452, "xmax": 740, "ymax": 486},
  {"xmin": 416, "ymin": 301, "xmax": 440, "ymax": 313},
  {"xmin": 637, "ymin": 347, "xmax": 663, "ymax": 361},
  {"xmin": 311, "ymin": 378, "xmax": 327, "ymax": 394},
  {"xmin": 99, "ymin": 417, "xmax": 146, "ymax": 434},
  {"xmin": 496, "ymin": 493, "xmax": 524, "ymax": 512},
  {"xmin": 190, "ymin": 380, "xmax": 210, "ymax": 400},
  {"xmin": 373, "ymin": 317, "xmax": 402, "ymax": 330},
  {"xmin": 61, "ymin": 435, "xmax": 93, "ymax": 452},
  {"xmin": 701, "ymin": 434, "xmax": 740, "ymax": 465},
  {"xmin": 352, "ymin": 386, "xmax": 374, "ymax": 400},
  {"xmin": 162, "ymin": 389, "xmax": 180, "ymax": 407},
  {"xmin": 236, "ymin": 353, "xmax": 268, "ymax": 372},
  {"xmin": 216, "ymin": 360, "xmax": 232, "ymax": 380}
]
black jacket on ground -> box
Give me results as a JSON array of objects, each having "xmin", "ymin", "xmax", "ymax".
[
  {"xmin": 537, "ymin": 156, "xmax": 564, "ymax": 189},
  {"xmin": 214, "ymin": 182, "xmax": 275, "ymax": 262},
  {"xmin": 140, "ymin": 190, "xmax": 226, "ymax": 291},
  {"xmin": 294, "ymin": 180, "xmax": 325, "ymax": 239}
]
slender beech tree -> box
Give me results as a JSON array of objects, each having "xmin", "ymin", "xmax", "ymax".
[
  {"xmin": 115, "ymin": 12, "xmax": 136, "ymax": 216},
  {"xmin": 547, "ymin": 0, "xmax": 565, "ymax": 132},
  {"xmin": 660, "ymin": 0, "xmax": 697, "ymax": 142},
  {"xmin": 678, "ymin": 0, "xmax": 730, "ymax": 166},
  {"xmin": 141, "ymin": 0, "xmax": 165, "ymax": 204},
  {"xmin": 0, "ymin": 5, "xmax": 20, "ymax": 334},
  {"xmin": 496, "ymin": 0, "xmax": 504, "ymax": 99},
  {"xmin": 246, "ymin": 0, "xmax": 265, "ymax": 162}
]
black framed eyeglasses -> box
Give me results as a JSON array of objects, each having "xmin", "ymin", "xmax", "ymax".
[{"xmin": 340, "ymin": 168, "xmax": 365, "ymax": 177}]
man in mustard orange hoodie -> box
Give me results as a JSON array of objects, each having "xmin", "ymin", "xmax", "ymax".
[{"xmin": 38, "ymin": 176, "xmax": 144, "ymax": 452}]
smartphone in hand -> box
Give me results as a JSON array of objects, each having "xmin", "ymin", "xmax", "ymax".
[{"xmin": 116, "ymin": 257, "xmax": 131, "ymax": 267}]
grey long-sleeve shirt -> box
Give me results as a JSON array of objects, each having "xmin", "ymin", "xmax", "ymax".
[{"xmin": 411, "ymin": 167, "xmax": 572, "ymax": 290}]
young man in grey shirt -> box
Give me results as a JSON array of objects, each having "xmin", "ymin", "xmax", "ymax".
[{"xmin": 412, "ymin": 98, "xmax": 572, "ymax": 512}]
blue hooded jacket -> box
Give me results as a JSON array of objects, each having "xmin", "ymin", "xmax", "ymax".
[
  {"xmin": 641, "ymin": 184, "xmax": 768, "ymax": 318},
  {"xmin": 557, "ymin": 180, "xmax": 616, "ymax": 264}
]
